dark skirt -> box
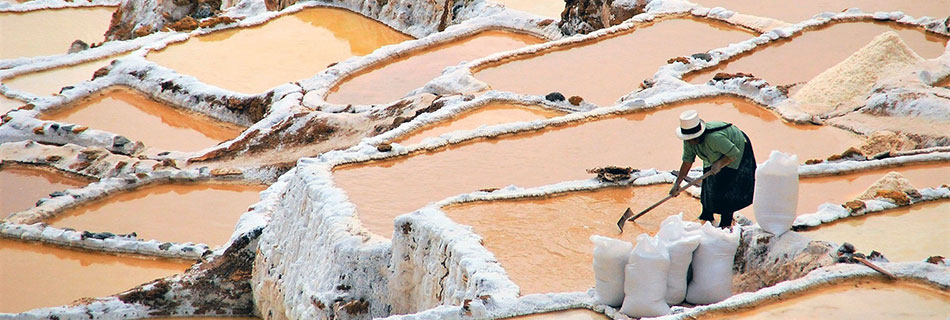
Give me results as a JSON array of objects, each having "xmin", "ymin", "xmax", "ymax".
[{"xmin": 699, "ymin": 132, "xmax": 756, "ymax": 221}]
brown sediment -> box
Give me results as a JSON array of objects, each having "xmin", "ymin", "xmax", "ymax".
[
  {"xmin": 0, "ymin": 165, "xmax": 92, "ymax": 217},
  {"xmin": 41, "ymin": 87, "xmax": 246, "ymax": 152},
  {"xmin": 802, "ymin": 200, "xmax": 950, "ymax": 261},
  {"xmin": 474, "ymin": 17, "xmax": 756, "ymax": 106},
  {"xmin": 936, "ymin": 76, "xmax": 950, "ymax": 88},
  {"xmin": 492, "ymin": 0, "xmax": 566, "ymax": 18},
  {"xmin": 46, "ymin": 183, "xmax": 265, "ymax": 246},
  {"xmin": 2, "ymin": 54, "xmax": 124, "ymax": 97},
  {"xmin": 333, "ymin": 97, "xmax": 861, "ymax": 238},
  {"xmin": 684, "ymin": 21, "xmax": 948, "ymax": 86},
  {"xmin": 0, "ymin": 7, "xmax": 115, "ymax": 60},
  {"xmin": 689, "ymin": 0, "xmax": 950, "ymax": 25},
  {"xmin": 146, "ymin": 7, "xmax": 412, "ymax": 94},
  {"xmin": 327, "ymin": 30, "xmax": 545, "ymax": 105},
  {"xmin": 395, "ymin": 103, "xmax": 565, "ymax": 145},
  {"xmin": 445, "ymin": 185, "xmax": 702, "ymax": 294},
  {"xmin": 0, "ymin": 238, "xmax": 191, "ymax": 313},
  {"xmin": 505, "ymin": 309, "xmax": 609, "ymax": 320},
  {"xmin": 701, "ymin": 278, "xmax": 950, "ymax": 319}
]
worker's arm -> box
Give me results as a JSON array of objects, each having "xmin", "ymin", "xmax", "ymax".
[
  {"xmin": 669, "ymin": 161, "xmax": 693, "ymax": 197},
  {"xmin": 709, "ymin": 156, "xmax": 734, "ymax": 174}
]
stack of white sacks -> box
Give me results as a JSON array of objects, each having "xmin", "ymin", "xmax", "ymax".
[
  {"xmin": 591, "ymin": 214, "xmax": 740, "ymax": 318},
  {"xmin": 590, "ymin": 151, "xmax": 800, "ymax": 317}
]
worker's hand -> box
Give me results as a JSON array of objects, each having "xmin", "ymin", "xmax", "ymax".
[
  {"xmin": 710, "ymin": 163, "xmax": 723, "ymax": 175},
  {"xmin": 669, "ymin": 184, "xmax": 681, "ymax": 197}
]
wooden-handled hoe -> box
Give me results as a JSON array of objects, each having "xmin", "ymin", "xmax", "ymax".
[{"xmin": 616, "ymin": 170, "xmax": 715, "ymax": 233}]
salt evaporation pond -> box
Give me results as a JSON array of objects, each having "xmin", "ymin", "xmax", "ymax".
[
  {"xmin": 1, "ymin": 96, "xmax": 22, "ymax": 114},
  {"xmin": 507, "ymin": 309, "xmax": 609, "ymax": 320},
  {"xmin": 0, "ymin": 7, "xmax": 114, "ymax": 59},
  {"xmin": 335, "ymin": 97, "xmax": 861, "ymax": 238},
  {"xmin": 446, "ymin": 185, "xmax": 701, "ymax": 294},
  {"xmin": 147, "ymin": 7, "xmax": 412, "ymax": 94},
  {"xmin": 685, "ymin": 21, "xmax": 949, "ymax": 86},
  {"xmin": 690, "ymin": 0, "xmax": 950, "ymax": 24},
  {"xmin": 0, "ymin": 238, "xmax": 190, "ymax": 313},
  {"xmin": 474, "ymin": 18, "xmax": 755, "ymax": 106},
  {"xmin": 396, "ymin": 103, "xmax": 565, "ymax": 145},
  {"xmin": 703, "ymin": 279, "xmax": 950, "ymax": 319},
  {"xmin": 737, "ymin": 162, "xmax": 950, "ymax": 220},
  {"xmin": 1, "ymin": 54, "xmax": 124, "ymax": 97},
  {"xmin": 802, "ymin": 200, "xmax": 950, "ymax": 262},
  {"xmin": 47, "ymin": 183, "xmax": 265, "ymax": 246},
  {"xmin": 0, "ymin": 165, "xmax": 91, "ymax": 216},
  {"xmin": 42, "ymin": 87, "xmax": 246, "ymax": 152},
  {"xmin": 491, "ymin": 0, "xmax": 565, "ymax": 18},
  {"xmin": 327, "ymin": 30, "xmax": 544, "ymax": 105}
]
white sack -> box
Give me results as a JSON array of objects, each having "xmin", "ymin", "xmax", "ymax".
[
  {"xmin": 656, "ymin": 213, "xmax": 702, "ymax": 305},
  {"xmin": 619, "ymin": 233, "xmax": 671, "ymax": 317},
  {"xmin": 685, "ymin": 222, "xmax": 740, "ymax": 305},
  {"xmin": 754, "ymin": 150, "xmax": 800, "ymax": 236},
  {"xmin": 591, "ymin": 235, "xmax": 633, "ymax": 307}
]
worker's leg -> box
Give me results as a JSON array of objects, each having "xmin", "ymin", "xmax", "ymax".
[{"xmin": 718, "ymin": 211, "xmax": 734, "ymax": 228}]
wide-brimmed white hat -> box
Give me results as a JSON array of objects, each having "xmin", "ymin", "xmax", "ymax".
[{"xmin": 676, "ymin": 110, "xmax": 705, "ymax": 140}]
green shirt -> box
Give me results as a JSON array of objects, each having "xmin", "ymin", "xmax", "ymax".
[{"xmin": 682, "ymin": 121, "xmax": 746, "ymax": 170}]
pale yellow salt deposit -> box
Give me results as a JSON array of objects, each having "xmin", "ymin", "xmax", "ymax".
[
  {"xmin": 856, "ymin": 171, "xmax": 917, "ymax": 200},
  {"xmin": 793, "ymin": 32, "xmax": 923, "ymax": 114}
]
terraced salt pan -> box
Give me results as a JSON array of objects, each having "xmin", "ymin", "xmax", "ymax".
[
  {"xmin": 1, "ymin": 54, "xmax": 122, "ymax": 97},
  {"xmin": 333, "ymin": 97, "xmax": 861, "ymax": 238},
  {"xmin": 0, "ymin": 6, "xmax": 114, "ymax": 59},
  {"xmin": 147, "ymin": 7, "xmax": 413, "ymax": 94},
  {"xmin": 1, "ymin": 95, "xmax": 23, "ymax": 114},
  {"xmin": 506, "ymin": 309, "xmax": 609, "ymax": 320},
  {"xmin": 474, "ymin": 18, "xmax": 756, "ymax": 106},
  {"xmin": 685, "ymin": 21, "xmax": 949, "ymax": 86},
  {"xmin": 702, "ymin": 279, "xmax": 950, "ymax": 319},
  {"xmin": 0, "ymin": 238, "xmax": 190, "ymax": 313},
  {"xmin": 41, "ymin": 87, "xmax": 246, "ymax": 152},
  {"xmin": 446, "ymin": 185, "xmax": 701, "ymax": 294},
  {"xmin": 738, "ymin": 162, "xmax": 950, "ymax": 220},
  {"xmin": 491, "ymin": 0, "xmax": 565, "ymax": 18},
  {"xmin": 690, "ymin": 0, "xmax": 950, "ymax": 24},
  {"xmin": 396, "ymin": 103, "xmax": 565, "ymax": 145},
  {"xmin": 0, "ymin": 165, "xmax": 91, "ymax": 216},
  {"xmin": 47, "ymin": 183, "xmax": 265, "ymax": 246},
  {"xmin": 802, "ymin": 200, "xmax": 949, "ymax": 262},
  {"xmin": 327, "ymin": 30, "xmax": 544, "ymax": 105}
]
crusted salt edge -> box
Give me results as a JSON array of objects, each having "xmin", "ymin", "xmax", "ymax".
[
  {"xmin": 650, "ymin": 261, "xmax": 950, "ymax": 320},
  {"xmin": 0, "ymin": 0, "xmax": 119, "ymax": 13},
  {"xmin": 0, "ymin": 112, "xmax": 143, "ymax": 155},
  {"xmin": 300, "ymin": 14, "xmax": 563, "ymax": 108},
  {"xmin": 793, "ymin": 185, "xmax": 950, "ymax": 228},
  {"xmin": 0, "ymin": 222, "xmax": 208, "ymax": 260},
  {"xmin": 0, "ymin": 297, "xmax": 147, "ymax": 320},
  {"xmin": 798, "ymin": 152, "xmax": 950, "ymax": 177},
  {"xmin": 0, "ymin": 31, "xmax": 177, "ymax": 77},
  {"xmin": 217, "ymin": 168, "xmax": 289, "ymax": 253}
]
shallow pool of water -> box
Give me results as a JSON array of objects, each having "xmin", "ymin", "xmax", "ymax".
[
  {"xmin": 446, "ymin": 185, "xmax": 701, "ymax": 294},
  {"xmin": 507, "ymin": 309, "xmax": 609, "ymax": 320},
  {"xmin": 703, "ymin": 279, "xmax": 950, "ymax": 319},
  {"xmin": 492, "ymin": 0, "xmax": 565, "ymax": 18},
  {"xmin": 328, "ymin": 30, "xmax": 544, "ymax": 105},
  {"xmin": 1, "ymin": 95, "xmax": 25, "ymax": 114},
  {"xmin": 47, "ymin": 183, "xmax": 265, "ymax": 246},
  {"xmin": 42, "ymin": 87, "xmax": 246, "ymax": 152},
  {"xmin": 690, "ymin": 0, "xmax": 950, "ymax": 24},
  {"xmin": 0, "ymin": 7, "xmax": 114, "ymax": 60},
  {"xmin": 475, "ymin": 17, "xmax": 755, "ymax": 106},
  {"xmin": 2, "ymin": 55, "xmax": 121, "ymax": 97},
  {"xmin": 0, "ymin": 165, "xmax": 92, "ymax": 217},
  {"xmin": 334, "ymin": 97, "xmax": 861, "ymax": 238},
  {"xmin": 396, "ymin": 103, "xmax": 565, "ymax": 145},
  {"xmin": 0, "ymin": 238, "xmax": 190, "ymax": 313},
  {"xmin": 684, "ymin": 21, "xmax": 948, "ymax": 86},
  {"xmin": 147, "ymin": 7, "xmax": 413, "ymax": 94},
  {"xmin": 802, "ymin": 200, "xmax": 949, "ymax": 261}
]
